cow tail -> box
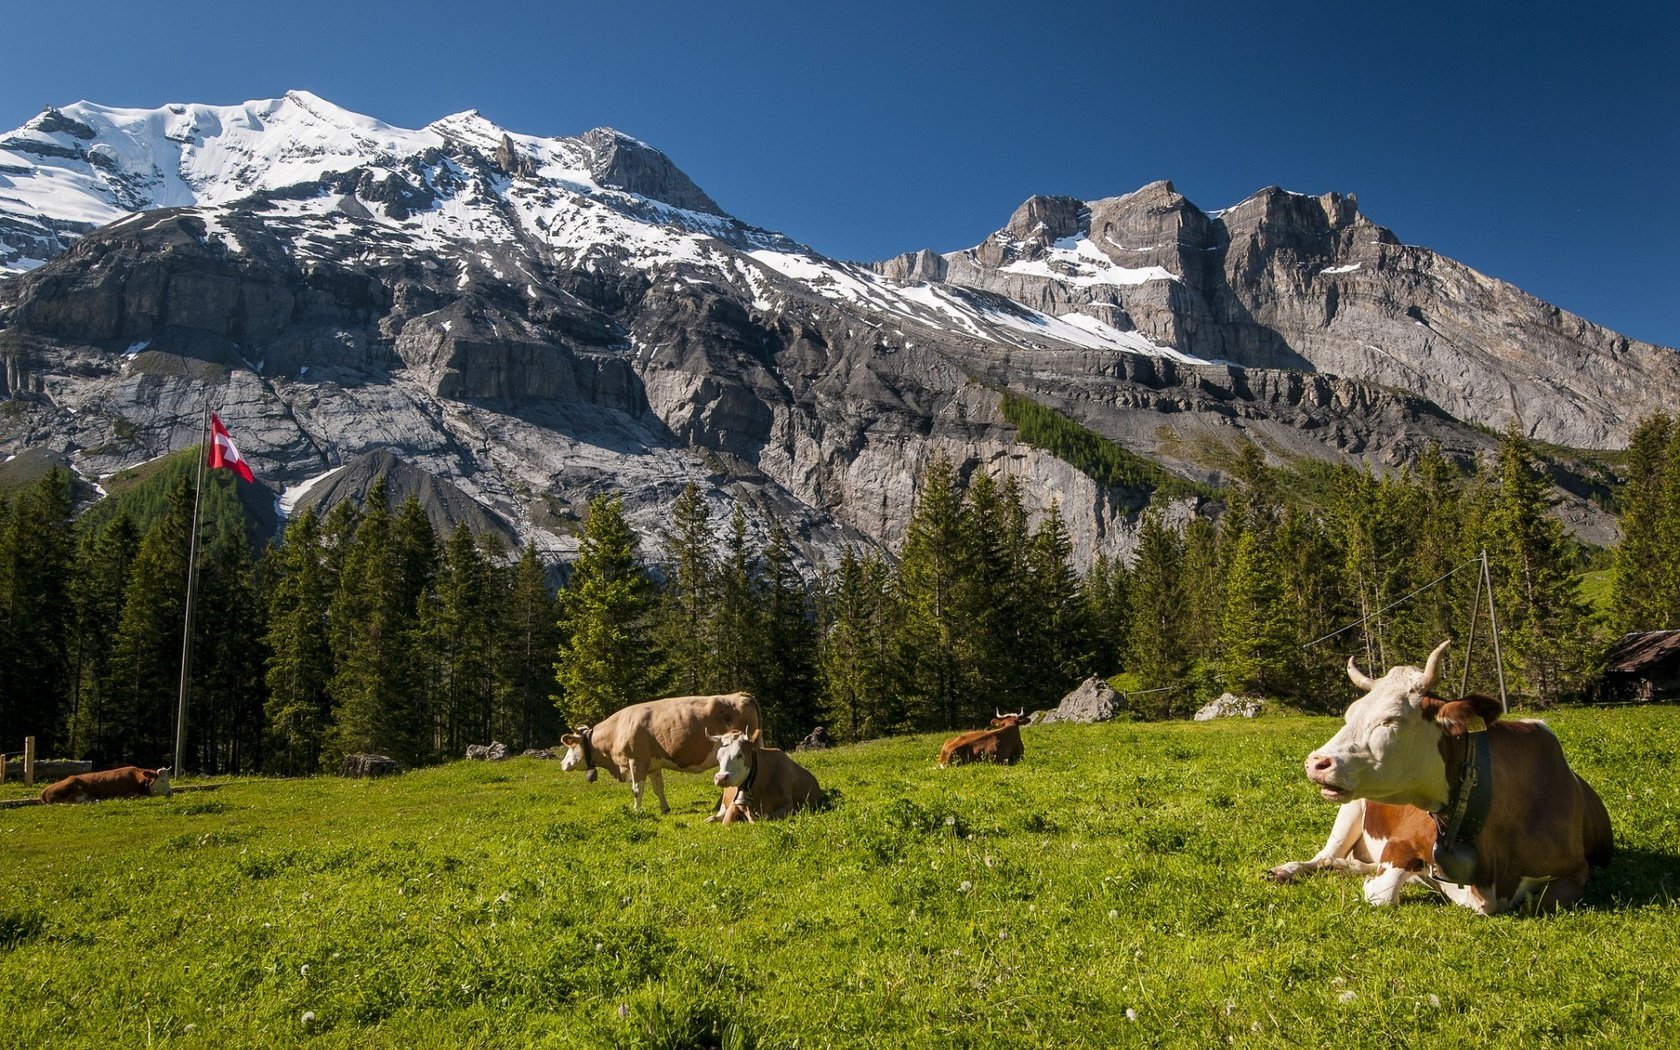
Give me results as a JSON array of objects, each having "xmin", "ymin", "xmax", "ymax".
[{"xmin": 741, "ymin": 692, "xmax": 764, "ymax": 738}]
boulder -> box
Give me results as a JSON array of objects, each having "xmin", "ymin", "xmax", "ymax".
[
  {"xmin": 340, "ymin": 753, "xmax": 398, "ymax": 778},
  {"xmin": 1194, "ymin": 693, "xmax": 1262, "ymax": 721},
  {"xmin": 521, "ymin": 748, "xmax": 558, "ymax": 760},
  {"xmin": 794, "ymin": 726, "xmax": 834, "ymax": 752},
  {"xmin": 465, "ymin": 742, "xmax": 509, "ymax": 761},
  {"xmin": 1033, "ymin": 677, "xmax": 1125, "ymax": 725}
]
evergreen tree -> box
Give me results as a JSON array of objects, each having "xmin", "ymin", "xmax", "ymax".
[
  {"xmin": 189, "ymin": 540, "xmax": 267, "ymax": 773},
  {"xmin": 421, "ymin": 527, "xmax": 498, "ymax": 757},
  {"xmin": 105, "ymin": 478, "xmax": 195, "ymax": 767},
  {"xmin": 895, "ymin": 453, "xmax": 973, "ymax": 730},
  {"xmin": 502, "ymin": 543, "xmax": 561, "ymax": 745},
  {"xmin": 1024, "ymin": 500, "xmax": 1094, "ymax": 707},
  {"xmin": 68, "ymin": 511, "xmax": 140, "ymax": 757},
  {"xmin": 1083, "ymin": 552, "xmax": 1130, "ymax": 675},
  {"xmin": 960, "ymin": 471, "xmax": 1022, "ymax": 719},
  {"xmin": 1216, "ymin": 529, "xmax": 1299, "ymax": 698},
  {"xmin": 1126, "ymin": 500, "xmax": 1190, "ymax": 713},
  {"xmin": 711, "ymin": 504, "xmax": 760, "ymax": 697},
  {"xmin": 656, "ymin": 482, "xmax": 719, "ymax": 695},
  {"xmin": 555, "ymin": 493, "xmax": 662, "ymax": 724},
  {"xmin": 757, "ymin": 518, "xmax": 821, "ymax": 743},
  {"xmin": 818, "ymin": 549, "xmax": 902, "ymax": 741},
  {"xmin": 327, "ymin": 479, "xmax": 427, "ymax": 766},
  {"xmin": 1611, "ymin": 414, "xmax": 1674, "ymax": 631},
  {"xmin": 263, "ymin": 510, "xmax": 333, "ymax": 773},
  {"xmin": 0, "ymin": 468, "xmax": 77, "ymax": 753},
  {"xmin": 1481, "ymin": 425, "xmax": 1599, "ymax": 702}
]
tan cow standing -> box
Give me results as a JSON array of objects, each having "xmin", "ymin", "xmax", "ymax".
[
  {"xmin": 40, "ymin": 766, "xmax": 173, "ymax": 804},
  {"xmin": 706, "ymin": 729, "xmax": 821, "ymax": 823},
  {"xmin": 1269, "ymin": 641, "xmax": 1613, "ymax": 914},
  {"xmin": 560, "ymin": 692, "xmax": 761, "ymax": 813}
]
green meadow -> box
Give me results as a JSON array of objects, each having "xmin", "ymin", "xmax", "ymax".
[{"xmin": 2, "ymin": 707, "xmax": 1677, "ymax": 1048}]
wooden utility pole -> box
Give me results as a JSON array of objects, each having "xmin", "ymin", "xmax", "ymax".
[{"xmin": 24, "ymin": 736, "xmax": 36, "ymax": 787}]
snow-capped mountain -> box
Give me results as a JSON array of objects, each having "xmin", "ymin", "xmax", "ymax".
[{"xmin": 1, "ymin": 92, "xmax": 1673, "ymax": 561}]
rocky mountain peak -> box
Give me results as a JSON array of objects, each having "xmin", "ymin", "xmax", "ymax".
[
  {"xmin": 1003, "ymin": 195, "xmax": 1087, "ymax": 244},
  {"xmin": 576, "ymin": 127, "xmax": 723, "ymax": 216}
]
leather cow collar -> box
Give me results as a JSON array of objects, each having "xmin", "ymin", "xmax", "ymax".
[
  {"xmin": 580, "ymin": 728, "xmax": 599, "ymax": 783},
  {"xmin": 1432, "ymin": 713, "xmax": 1494, "ymax": 886}
]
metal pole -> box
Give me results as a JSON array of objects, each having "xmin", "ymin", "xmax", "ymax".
[
  {"xmin": 174, "ymin": 407, "xmax": 210, "ymax": 774},
  {"xmin": 1460, "ymin": 553, "xmax": 1484, "ymax": 698},
  {"xmin": 1482, "ymin": 550, "xmax": 1509, "ymax": 712}
]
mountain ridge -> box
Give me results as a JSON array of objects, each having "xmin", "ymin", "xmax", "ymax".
[{"xmin": 1, "ymin": 92, "xmax": 1669, "ymax": 565}]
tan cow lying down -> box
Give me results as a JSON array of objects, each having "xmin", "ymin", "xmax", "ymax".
[
  {"xmin": 938, "ymin": 710, "xmax": 1025, "ymax": 768},
  {"xmin": 40, "ymin": 765, "xmax": 172, "ymax": 804},
  {"xmin": 706, "ymin": 729, "xmax": 821, "ymax": 823},
  {"xmin": 560, "ymin": 692, "xmax": 761, "ymax": 813},
  {"xmin": 1269, "ymin": 641, "xmax": 1613, "ymax": 914}
]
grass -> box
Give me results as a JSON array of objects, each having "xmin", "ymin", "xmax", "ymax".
[{"xmin": 2, "ymin": 707, "xmax": 1677, "ymax": 1048}]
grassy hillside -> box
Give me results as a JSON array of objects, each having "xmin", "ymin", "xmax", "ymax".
[{"xmin": 2, "ymin": 708, "xmax": 1678, "ymax": 1048}]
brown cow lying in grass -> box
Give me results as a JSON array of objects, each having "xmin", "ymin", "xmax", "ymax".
[
  {"xmin": 937, "ymin": 710, "xmax": 1025, "ymax": 768},
  {"xmin": 706, "ymin": 729, "xmax": 821, "ymax": 823},
  {"xmin": 40, "ymin": 766, "xmax": 172, "ymax": 804}
]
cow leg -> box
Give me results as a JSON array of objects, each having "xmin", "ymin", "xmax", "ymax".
[
  {"xmin": 626, "ymin": 760, "xmax": 646, "ymax": 811},
  {"xmin": 1269, "ymin": 800, "xmax": 1369, "ymax": 882},
  {"xmin": 647, "ymin": 769, "xmax": 671, "ymax": 815},
  {"xmin": 1359, "ymin": 864, "xmax": 1415, "ymax": 905}
]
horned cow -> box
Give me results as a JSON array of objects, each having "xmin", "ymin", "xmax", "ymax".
[
  {"xmin": 40, "ymin": 766, "xmax": 172, "ymax": 805},
  {"xmin": 1269, "ymin": 641, "xmax": 1613, "ymax": 914},
  {"xmin": 937, "ymin": 710, "xmax": 1026, "ymax": 768},
  {"xmin": 560, "ymin": 692, "xmax": 761, "ymax": 813}
]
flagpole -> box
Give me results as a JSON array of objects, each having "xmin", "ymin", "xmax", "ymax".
[{"xmin": 174, "ymin": 405, "xmax": 210, "ymax": 774}]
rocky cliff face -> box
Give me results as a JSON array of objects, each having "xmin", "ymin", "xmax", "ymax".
[{"xmin": 1, "ymin": 95, "xmax": 1668, "ymax": 567}]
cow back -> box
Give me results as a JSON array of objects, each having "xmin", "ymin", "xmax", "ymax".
[
  {"xmin": 598, "ymin": 692, "xmax": 762, "ymax": 773},
  {"xmin": 1472, "ymin": 720, "xmax": 1608, "ymax": 894}
]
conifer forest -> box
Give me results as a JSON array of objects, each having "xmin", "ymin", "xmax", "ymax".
[{"xmin": 2, "ymin": 417, "xmax": 1670, "ymax": 775}]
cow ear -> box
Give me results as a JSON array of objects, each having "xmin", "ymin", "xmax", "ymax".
[
  {"xmin": 1419, "ymin": 695, "xmax": 1446, "ymax": 722},
  {"xmin": 750, "ymin": 728, "xmax": 763, "ymax": 745},
  {"xmin": 1432, "ymin": 694, "xmax": 1504, "ymax": 733},
  {"xmin": 560, "ymin": 734, "xmax": 579, "ymax": 746}
]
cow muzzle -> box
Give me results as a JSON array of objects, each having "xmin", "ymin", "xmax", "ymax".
[
  {"xmin": 1305, "ymin": 753, "xmax": 1351, "ymax": 800},
  {"xmin": 713, "ymin": 771, "xmax": 730, "ymax": 786}
]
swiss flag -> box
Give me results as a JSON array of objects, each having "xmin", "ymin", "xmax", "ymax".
[{"xmin": 207, "ymin": 413, "xmax": 256, "ymax": 483}]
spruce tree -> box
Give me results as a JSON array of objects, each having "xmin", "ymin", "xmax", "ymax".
[
  {"xmin": 68, "ymin": 512, "xmax": 140, "ymax": 757},
  {"xmin": 1611, "ymin": 414, "xmax": 1673, "ymax": 631},
  {"xmin": 895, "ymin": 453, "xmax": 973, "ymax": 730},
  {"xmin": 1025, "ymin": 500, "xmax": 1094, "ymax": 707},
  {"xmin": 190, "ymin": 540, "xmax": 267, "ymax": 773},
  {"xmin": 1083, "ymin": 552, "xmax": 1130, "ymax": 675},
  {"xmin": 757, "ymin": 518, "xmax": 821, "ymax": 743},
  {"xmin": 263, "ymin": 510, "xmax": 333, "ymax": 773},
  {"xmin": 1482, "ymin": 425, "xmax": 1598, "ymax": 702},
  {"xmin": 106, "ymin": 478, "xmax": 195, "ymax": 767},
  {"xmin": 421, "ymin": 527, "xmax": 498, "ymax": 757},
  {"xmin": 0, "ymin": 468, "xmax": 77, "ymax": 752},
  {"xmin": 818, "ymin": 549, "xmax": 902, "ymax": 741},
  {"xmin": 502, "ymin": 543, "xmax": 560, "ymax": 746},
  {"xmin": 327, "ymin": 479, "xmax": 427, "ymax": 766},
  {"xmin": 711, "ymin": 504, "xmax": 761, "ymax": 698},
  {"xmin": 1216, "ymin": 529, "xmax": 1299, "ymax": 698},
  {"xmin": 555, "ymin": 493, "xmax": 662, "ymax": 724},
  {"xmin": 657, "ymin": 482, "xmax": 719, "ymax": 695},
  {"xmin": 1126, "ymin": 500, "xmax": 1190, "ymax": 712}
]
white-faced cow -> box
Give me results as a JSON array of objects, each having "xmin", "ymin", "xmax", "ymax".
[
  {"xmin": 1269, "ymin": 641, "xmax": 1613, "ymax": 914},
  {"xmin": 705, "ymin": 729, "xmax": 821, "ymax": 823},
  {"xmin": 560, "ymin": 692, "xmax": 761, "ymax": 813},
  {"xmin": 937, "ymin": 710, "xmax": 1026, "ymax": 768},
  {"xmin": 40, "ymin": 766, "xmax": 173, "ymax": 805}
]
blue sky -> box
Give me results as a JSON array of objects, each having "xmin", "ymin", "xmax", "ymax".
[{"xmin": 4, "ymin": 1, "xmax": 1676, "ymax": 347}]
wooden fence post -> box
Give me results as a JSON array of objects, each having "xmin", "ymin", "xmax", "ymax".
[{"xmin": 24, "ymin": 736, "xmax": 36, "ymax": 787}]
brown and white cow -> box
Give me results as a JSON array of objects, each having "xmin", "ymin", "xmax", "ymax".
[
  {"xmin": 1269, "ymin": 641, "xmax": 1613, "ymax": 914},
  {"xmin": 40, "ymin": 765, "xmax": 173, "ymax": 804},
  {"xmin": 560, "ymin": 692, "xmax": 761, "ymax": 813},
  {"xmin": 937, "ymin": 710, "xmax": 1026, "ymax": 768},
  {"xmin": 705, "ymin": 729, "xmax": 821, "ymax": 823}
]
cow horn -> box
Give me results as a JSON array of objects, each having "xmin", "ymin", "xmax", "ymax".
[
  {"xmin": 1347, "ymin": 656, "xmax": 1377, "ymax": 692},
  {"xmin": 1419, "ymin": 640, "xmax": 1451, "ymax": 691}
]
